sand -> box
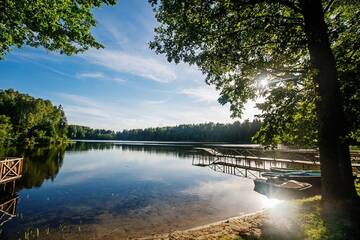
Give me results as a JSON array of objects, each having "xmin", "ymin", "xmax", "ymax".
[{"xmin": 136, "ymin": 211, "xmax": 268, "ymax": 240}]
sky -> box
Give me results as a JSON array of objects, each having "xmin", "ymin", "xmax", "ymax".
[{"xmin": 0, "ymin": 0, "xmax": 259, "ymax": 131}]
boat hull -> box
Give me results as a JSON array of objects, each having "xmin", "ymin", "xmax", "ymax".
[
  {"xmin": 278, "ymin": 175, "xmax": 321, "ymax": 187},
  {"xmin": 253, "ymin": 179, "xmax": 319, "ymax": 200}
]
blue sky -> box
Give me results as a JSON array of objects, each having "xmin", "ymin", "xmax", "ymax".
[{"xmin": 0, "ymin": 0, "xmax": 258, "ymax": 130}]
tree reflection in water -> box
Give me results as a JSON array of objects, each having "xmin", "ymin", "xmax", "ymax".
[
  {"xmin": 14, "ymin": 146, "xmax": 65, "ymax": 190},
  {"xmin": 0, "ymin": 146, "xmax": 65, "ymax": 238}
]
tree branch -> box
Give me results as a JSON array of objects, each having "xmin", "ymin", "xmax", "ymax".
[
  {"xmin": 271, "ymin": 0, "xmax": 302, "ymax": 13},
  {"xmin": 324, "ymin": 0, "xmax": 336, "ymax": 13},
  {"xmin": 233, "ymin": 0, "xmax": 302, "ymax": 13}
]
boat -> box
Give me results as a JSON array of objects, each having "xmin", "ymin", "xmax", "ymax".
[
  {"xmin": 270, "ymin": 167, "xmax": 319, "ymax": 173},
  {"xmin": 262, "ymin": 167, "xmax": 358, "ymax": 187},
  {"xmin": 261, "ymin": 168, "xmax": 321, "ymax": 186},
  {"xmin": 261, "ymin": 169, "xmax": 305, "ymax": 178},
  {"xmin": 277, "ymin": 171, "xmax": 321, "ymax": 186},
  {"xmin": 253, "ymin": 178, "xmax": 314, "ymax": 199},
  {"xmin": 270, "ymin": 167, "xmax": 302, "ymax": 173}
]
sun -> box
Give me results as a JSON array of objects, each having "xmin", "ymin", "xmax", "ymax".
[
  {"xmin": 260, "ymin": 78, "xmax": 268, "ymax": 87},
  {"xmin": 257, "ymin": 75, "xmax": 270, "ymax": 88}
]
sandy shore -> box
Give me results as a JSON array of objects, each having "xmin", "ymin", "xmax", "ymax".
[
  {"xmin": 136, "ymin": 202, "xmax": 304, "ymax": 240},
  {"xmin": 136, "ymin": 210, "xmax": 269, "ymax": 240},
  {"xmin": 30, "ymin": 203, "xmax": 301, "ymax": 240}
]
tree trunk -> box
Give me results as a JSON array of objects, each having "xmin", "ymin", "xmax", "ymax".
[{"xmin": 300, "ymin": 0, "xmax": 358, "ymax": 204}]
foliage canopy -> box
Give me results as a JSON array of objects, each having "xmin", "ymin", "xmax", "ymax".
[
  {"xmin": 0, "ymin": 0, "xmax": 116, "ymax": 58},
  {"xmin": 0, "ymin": 89, "xmax": 68, "ymax": 146},
  {"xmin": 149, "ymin": 0, "xmax": 360, "ymax": 147}
]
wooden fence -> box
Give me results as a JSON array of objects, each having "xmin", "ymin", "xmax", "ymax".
[{"xmin": 0, "ymin": 158, "xmax": 23, "ymax": 184}]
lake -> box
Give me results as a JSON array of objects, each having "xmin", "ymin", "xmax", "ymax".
[{"xmin": 1, "ymin": 141, "xmax": 271, "ymax": 240}]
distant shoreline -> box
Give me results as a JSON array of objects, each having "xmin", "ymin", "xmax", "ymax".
[{"xmin": 70, "ymin": 139, "xmax": 261, "ymax": 147}]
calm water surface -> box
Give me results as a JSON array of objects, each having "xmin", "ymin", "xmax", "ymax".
[{"xmin": 2, "ymin": 142, "xmax": 269, "ymax": 239}]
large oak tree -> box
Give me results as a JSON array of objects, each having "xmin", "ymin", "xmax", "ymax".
[{"xmin": 149, "ymin": 0, "xmax": 359, "ymax": 205}]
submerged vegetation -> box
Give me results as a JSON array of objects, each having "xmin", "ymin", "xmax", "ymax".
[
  {"xmin": 68, "ymin": 120, "xmax": 261, "ymax": 142},
  {"xmin": 0, "ymin": 89, "xmax": 68, "ymax": 146}
]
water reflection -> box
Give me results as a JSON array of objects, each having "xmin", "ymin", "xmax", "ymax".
[
  {"xmin": 0, "ymin": 142, "xmax": 273, "ymax": 239},
  {"xmin": 18, "ymin": 147, "xmax": 65, "ymax": 190},
  {"xmin": 0, "ymin": 187, "xmax": 18, "ymax": 227},
  {"xmin": 67, "ymin": 141, "xmax": 198, "ymax": 158},
  {"xmin": 0, "ymin": 182, "xmax": 18, "ymax": 240},
  {"xmin": 0, "ymin": 146, "xmax": 65, "ymax": 191}
]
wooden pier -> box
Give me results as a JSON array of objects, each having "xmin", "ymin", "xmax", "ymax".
[
  {"xmin": 208, "ymin": 163, "xmax": 263, "ymax": 179},
  {"xmin": 195, "ymin": 147, "xmax": 321, "ymax": 166},
  {"xmin": 0, "ymin": 157, "xmax": 23, "ymax": 184},
  {"xmin": 196, "ymin": 147, "xmax": 360, "ymax": 163},
  {"xmin": 193, "ymin": 147, "xmax": 359, "ymax": 179},
  {"xmin": 191, "ymin": 154, "xmax": 318, "ymax": 179}
]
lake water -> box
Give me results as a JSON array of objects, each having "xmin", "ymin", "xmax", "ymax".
[{"xmin": 1, "ymin": 142, "xmax": 271, "ymax": 240}]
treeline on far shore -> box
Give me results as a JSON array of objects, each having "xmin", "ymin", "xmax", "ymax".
[
  {"xmin": 68, "ymin": 120, "xmax": 262, "ymax": 143},
  {"xmin": 0, "ymin": 89, "xmax": 262, "ymax": 146}
]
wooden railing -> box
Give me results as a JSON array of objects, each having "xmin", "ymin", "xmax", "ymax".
[
  {"xmin": 0, "ymin": 158, "xmax": 23, "ymax": 184},
  {"xmin": 0, "ymin": 193, "xmax": 18, "ymax": 226}
]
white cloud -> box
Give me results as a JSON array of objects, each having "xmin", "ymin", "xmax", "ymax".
[
  {"xmin": 179, "ymin": 85, "xmax": 220, "ymax": 103},
  {"xmin": 65, "ymin": 105, "xmax": 110, "ymax": 118},
  {"xmin": 55, "ymin": 92, "xmax": 232, "ymax": 130},
  {"xmin": 55, "ymin": 91, "xmax": 261, "ymax": 131},
  {"xmin": 57, "ymin": 93, "xmax": 99, "ymax": 107},
  {"xmin": 141, "ymin": 100, "xmax": 167, "ymax": 105},
  {"xmin": 76, "ymin": 72, "xmax": 106, "ymax": 79},
  {"xmin": 76, "ymin": 71, "xmax": 127, "ymax": 84},
  {"xmin": 82, "ymin": 50, "xmax": 176, "ymax": 83},
  {"xmin": 103, "ymin": 23, "xmax": 129, "ymax": 46},
  {"xmin": 111, "ymin": 77, "xmax": 127, "ymax": 83}
]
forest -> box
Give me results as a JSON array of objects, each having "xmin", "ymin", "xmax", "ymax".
[
  {"xmin": 0, "ymin": 89, "xmax": 68, "ymax": 146},
  {"xmin": 68, "ymin": 120, "xmax": 261, "ymax": 143},
  {"xmin": 0, "ymin": 89, "xmax": 261, "ymax": 145}
]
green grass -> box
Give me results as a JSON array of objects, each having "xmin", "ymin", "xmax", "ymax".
[
  {"xmin": 236, "ymin": 181, "xmax": 360, "ymax": 240},
  {"xmin": 293, "ymin": 196, "xmax": 330, "ymax": 240},
  {"xmin": 291, "ymin": 180, "xmax": 360, "ymax": 240}
]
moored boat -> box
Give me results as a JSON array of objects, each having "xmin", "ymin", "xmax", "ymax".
[
  {"xmin": 253, "ymin": 178, "xmax": 314, "ymax": 199},
  {"xmin": 261, "ymin": 168, "xmax": 321, "ymax": 186},
  {"xmin": 270, "ymin": 167, "xmax": 303, "ymax": 173},
  {"xmin": 277, "ymin": 171, "xmax": 321, "ymax": 186},
  {"xmin": 261, "ymin": 169, "xmax": 306, "ymax": 178}
]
